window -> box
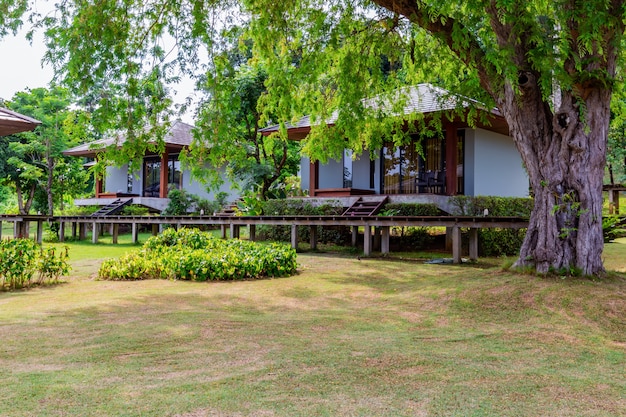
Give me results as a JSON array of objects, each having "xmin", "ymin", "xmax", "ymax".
[
  {"xmin": 343, "ymin": 149, "xmax": 353, "ymax": 188},
  {"xmin": 142, "ymin": 154, "xmax": 183, "ymax": 197},
  {"xmin": 383, "ymin": 139, "xmax": 440, "ymax": 194}
]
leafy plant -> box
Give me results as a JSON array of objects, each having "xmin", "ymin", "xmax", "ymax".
[
  {"xmin": 0, "ymin": 239, "xmax": 71, "ymax": 290},
  {"xmin": 603, "ymin": 215, "xmax": 626, "ymax": 242},
  {"xmin": 121, "ymin": 205, "xmax": 150, "ymax": 215},
  {"xmin": 379, "ymin": 203, "xmax": 442, "ymax": 216},
  {"xmin": 98, "ymin": 228, "xmax": 298, "ymax": 281}
]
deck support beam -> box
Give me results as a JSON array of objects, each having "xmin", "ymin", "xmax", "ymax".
[
  {"xmin": 112, "ymin": 224, "xmax": 119, "ymax": 244},
  {"xmin": 249, "ymin": 225, "xmax": 256, "ymax": 241},
  {"xmin": 230, "ymin": 224, "xmax": 240, "ymax": 239},
  {"xmin": 291, "ymin": 225, "xmax": 298, "ymax": 250},
  {"xmin": 309, "ymin": 225, "xmax": 318, "ymax": 250},
  {"xmin": 452, "ymin": 226, "xmax": 462, "ymax": 264},
  {"xmin": 92, "ymin": 222, "xmax": 98, "ymax": 244},
  {"xmin": 469, "ymin": 228, "xmax": 478, "ymax": 261},
  {"xmin": 363, "ymin": 225, "xmax": 372, "ymax": 256},
  {"xmin": 381, "ymin": 226, "xmax": 390, "ymax": 254},
  {"xmin": 59, "ymin": 221, "xmax": 65, "ymax": 242}
]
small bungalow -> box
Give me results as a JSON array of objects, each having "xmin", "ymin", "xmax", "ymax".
[
  {"xmin": 64, "ymin": 121, "xmax": 237, "ymax": 213},
  {"xmin": 0, "ymin": 107, "xmax": 41, "ymax": 136},
  {"xmin": 261, "ymin": 84, "xmax": 528, "ymax": 208}
]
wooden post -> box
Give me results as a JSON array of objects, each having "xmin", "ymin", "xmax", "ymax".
[
  {"xmin": 132, "ymin": 223, "xmax": 138, "ymax": 244},
  {"xmin": 291, "ymin": 224, "xmax": 298, "ymax": 250},
  {"xmin": 363, "ymin": 225, "xmax": 372, "ymax": 256},
  {"xmin": 373, "ymin": 227, "xmax": 381, "ymax": 251},
  {"xmin": 381, "ymin": 226, "xmax": 390, "ymax": 254},
  {"xmin": 36, "ymin": 220, "xmax": 43, "ymax": 244},
  {"xmin": 79, "ymin": 223, "xmax": 86, "ymax": 240},
  {"xmin": 249, "ymin": 225, "xmax": 256, "ymax": 241},
  {"xmin": 152, "ymin": 224, "xmax": 159, "ymax": 236},
  {"xmin": 112, "ymin": 224, "xmax": 119, "ymax": 244},
  {"xmin": 13, "ymin": 221, "xmax": 18, "ymax": 238},
  {"xmin": 230, "ymin": 224, "xmax": 239, "ymax": 239},
  {"xmin": 352, "ymin": 226, "xmax": 359, "ymax": 247},
  {"xmin": 608, "ymin": 190, "xmax": 615, "ymax": 215},
  {"xmin": 309, "ymin": 225, "xmax": 318, "ymax": 250},
  {"xmin": 452, "ymin": 226, "xmax": 462, "ymax": 264},
  {"xmin": 59, "ymin": 221, "xmax": 65, "ymax": 242},
  {"xmin": 469, "ymin": 228, "xmax": 478, "ymax": 261},
  {"xmin": 220, "ymin": 224, "xmax": 227, "ymax": 239},
  {"xmin": 71, "ymin": 222, "xmax": 77, "ymax": 240},
  {"xmin": 92, "ymin": 222, "xmax": 98, "ymax": 244},
  {"xmin": 445, "ymin": 227, "xmax": 453, "ymax": 251}
]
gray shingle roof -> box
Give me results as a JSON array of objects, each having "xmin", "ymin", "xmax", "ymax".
[
  {"xmin": 64, "ymin": 121, "xmax": 194, "ymax": 156},
  {"xmin": 260, "ymin": 83, "xmax": 491, "ymax": 134}
]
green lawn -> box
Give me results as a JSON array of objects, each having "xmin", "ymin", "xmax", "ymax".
[{"xmin": 0, "ymin": 237, "xmax": 625, "ymax": 416}]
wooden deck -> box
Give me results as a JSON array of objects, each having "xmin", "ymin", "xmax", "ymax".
[{"xmin": 0, "ymin": 214, "xmax": 529, "ymax": 263}]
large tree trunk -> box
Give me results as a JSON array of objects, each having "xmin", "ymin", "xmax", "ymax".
[{"xmin": 500, "ymin": 75, "xmax": 610, "ymax": 276}]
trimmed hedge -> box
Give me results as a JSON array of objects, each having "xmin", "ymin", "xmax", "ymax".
[
  {"xmin": 379, "ymin": 203, "xmax": 443, "ymax": 216},
  {"xmin": 448, "ymin": 195, "xmax": 533, "ymax": 217},
  {"xmin": 98, "ymin": 228, "xmax": 298, "ymax": 281},
  {"xmin": 448, "ymin": 196, "xmax": 533, "ymax": 256},
  {"xmin": 258, "ymin": 199, "xmax": 351, "ymax": 245}
]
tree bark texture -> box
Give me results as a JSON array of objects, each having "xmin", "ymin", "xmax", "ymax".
[{"xmin": 498, "ymin": 77, "xmax": 610, "ymax": 275}]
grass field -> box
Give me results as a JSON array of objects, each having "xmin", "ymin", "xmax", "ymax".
[{"xmin": 0, "ymin": 235, "xmax": 625, "ymax": 415}]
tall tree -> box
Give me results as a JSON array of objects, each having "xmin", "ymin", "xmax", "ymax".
[
  {"xmin": 3, "ymin": 87, "xmax": 86, "ymax": 215},
  {"xmin": 43, "ymin": 0, "xmax": 625, "ymax": 275},
  {"xmin": 191, "ymin": 49, "xmax": 300, "ymax": 199},
  {"xmin": 245, "ymin": 0, "xmax": 625, "ymax": 276}
]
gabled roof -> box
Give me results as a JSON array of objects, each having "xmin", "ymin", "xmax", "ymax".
[
  {"xmin": 63, "ymin": 121, "xmax": 195, "ymax": 157},
  {"xmin": 260, "ymin": 83, "xmax": 508, "ymax": 138},
  {"xmin": 0, "ymin": 107, "xmax": 42, "ymax": 136}
]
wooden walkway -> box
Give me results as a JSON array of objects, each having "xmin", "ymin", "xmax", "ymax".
[{"xmin": 0, "ymin": 214, "xmax": 529, "ymax": 264}]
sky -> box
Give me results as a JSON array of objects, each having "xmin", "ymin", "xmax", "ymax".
[
  {"xmin": 0, "ymin": 29, "xmax": 53, "ymax": 103},
  {"xmin": 0, "ymin": 25, "xmax": 198, "ymax": 123}
]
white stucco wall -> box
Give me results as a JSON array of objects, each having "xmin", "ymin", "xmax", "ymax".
[
  {"xmin": 300, "ymin": 157, "xmax": 310, "ymax": 191},
  {"xmin": 318, "ymin": 157, "xmax": 344, "ymax": 189},
  {"xmin": 469, "ymin": 128, "xmax": 529, "ymax": 197},
  {"xmin": 182, "ymin": 166, "xmax": 240, "ymax": 202},
  {"xmin": 351, "ymin": 150, "xmax": 379, "ymax": 192},
  {"xmin": 104, "ymin": 165, "xmax": 129, "ymax": 194},
  {"xmin": 112, "ymin": 163, "xmax": 240, "ymax": 202}
]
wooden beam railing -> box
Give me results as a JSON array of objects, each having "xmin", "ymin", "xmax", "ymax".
[{"xmin": 0, "ymin": 214, "xmax": 530, "ymax": 263}]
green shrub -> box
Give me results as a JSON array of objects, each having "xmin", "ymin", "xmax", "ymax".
[
  {"xmin": 98, "ymin": 228, "xmax": 298, "ymax": 281},
  {"xmin": 449, "ymin": 196, "xmax": 533, "ymax": 217},
  {"xmin": 0, "ymin": 239, "xmax": 71, "ymax": 290},
  {"xmin": 394, "ymin": 227, "xmax": 436, "ymax": 249},
  {"xmin": 257, "ymin": 199, "xmax": 350, "ymax": 244},
  {"xmin": 447, "ymin": 196, "xmax": 532, "ymax": 256},
  {"xmin": 121, "ymin": 205, "xmax": 151, "ymax": 216},
  {"xmin": 478, "ymin": 229, "xmax": 526, "ymax": 256},
  {"xmin": 603, "ymin": 215, "xmax": 626, "ymax": 243},
  {"xmin": 379, "ymin": 203, "xmax": 443, "ymax": 216}
]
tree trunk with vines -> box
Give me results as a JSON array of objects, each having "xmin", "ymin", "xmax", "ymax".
[{"xmin": 498, "ymin": 74, "xmax": 609, "ymax": 275}]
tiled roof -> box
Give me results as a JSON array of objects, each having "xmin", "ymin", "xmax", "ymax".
[
  {"xmin": 260, "ymin": 83, "xmax": 492, "ymax": 134},
  {"xmin": 64, "ymin": 121, "xmax": 194, "ymax": 156},
  {"xmin": 0, "ymin": 107, "xmax": 42, "ymax": 136}
]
